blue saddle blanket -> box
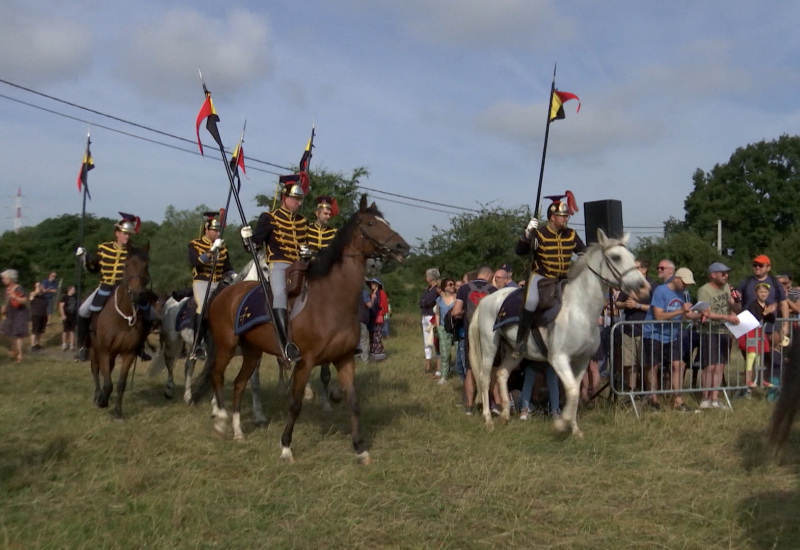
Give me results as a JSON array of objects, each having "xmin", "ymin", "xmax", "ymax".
[
  {"xmin": 493, "ymin": 288, "xmax": 560, "ymax": 331},
  {"xmin": 234, "ymin": 285, "xmax": 272, "ymax": 335},
  {"xmin": 175, "ymin": 297, "xmax": 197, "ymax": 332}
]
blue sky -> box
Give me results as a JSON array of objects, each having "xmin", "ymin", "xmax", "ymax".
[{"xmin": 1, "ymin": 0, "xmax": 799, "ymax": 249}]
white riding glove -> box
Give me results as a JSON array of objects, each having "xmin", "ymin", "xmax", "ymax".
[
  {"xmin": 75, "ymin": 246, "xmax": 86, "ymax": 257},
  {"xmin": 299, "ymin": 245, "xmax": 312, "ymax": 261},
  {"xmin": 524, "ymin": 218, "xmax": 539, "ymax": 238},
  {"xmin": 240, "ymin": 226, "xmax": 253, "ymax": 240},
  {"xmin": 210, "ymin": 238, "xmax": 224, "ymax": 252}
]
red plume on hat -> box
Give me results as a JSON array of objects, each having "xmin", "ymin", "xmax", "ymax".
[
  {"xmin": 118, "ymin": 211, "xmax": 141, "ymax": 234},
  {"xmin": 316, "ymin": 196, "xmax": 339, "ymax": 217},
  {"xmin": 543, "ymin": 191, "xmax": 579, "ymax": 216}
]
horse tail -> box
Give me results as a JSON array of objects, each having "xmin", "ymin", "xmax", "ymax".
[
  {"xmin": 468, "ymin": 303, "xmax": 486, "ymax": 406},
  {"xmin": 768, "ymin": 326, "xmax": 800, "ymax": 451},
  {"xmin": 147, "ymin": 346, "xmax": 167, "ymax": 378}
]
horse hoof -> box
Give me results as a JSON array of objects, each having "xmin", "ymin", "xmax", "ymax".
[
  {"xmin": 303, "ymin": 385, "xmax": 314, "ymax": 402},
  {"xmin": 164, "ymin": 388, "xmax": 174, "ymax": 399},
  {"xmin": 485, "ymin": 420, "xmax": 496, "ymax": 431},
  {"xmin": 233, "ymin": 434, "xmax": 246, "ymax": 443},
  {"xmin": 253, "ymin": 416, "xmax": 268, "ymax": 428},
  {"xmin": 356, "ymin": 451, "xmax": 372, "ymax": 466},
  {"xmin": 553, "ymin": 417, "xmax": 569, "ymax": 432},
  {"xmin": 320, "ymin": 401, "xmax": 333, "ymax": 413},
  {"xmin": 573, "ymin": 430, "xmax": 585, "ymax": 440},
  {"xmin": 279, "ymin": 446, "xmax": 295, "ymax": 463},
  {"xmin": 329, "ymin": 387, "xmax": 343, "ymax": 403}
]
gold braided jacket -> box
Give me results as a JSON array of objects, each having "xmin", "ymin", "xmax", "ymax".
[
  {"xmin": 518, "ymin": 225, "xmax": 586, "ymax": 279},
  {"xmin": 188, "ymin": 236, "xmax": 233, "ymax": 282},
  {"xmin": 253, "ymin": 206, "xmax": 308, "ymax": 263},
  {"xmin": 89, "ymin": 241, "xmax": 128, "ymax": 285},
  {"xmin": 306, "ymin": 222, "xmax": 336, "ymax": 251}
]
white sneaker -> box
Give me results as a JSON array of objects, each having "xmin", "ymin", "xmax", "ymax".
[
  {"xmin": 699, "ymin": 399, "xmax": 712, "ymax": 409},
  {"xmin": 519, "ymin": 407, "xmax": 530, "ymax": 421},
  {"xmin": 61, "ymin": 343, "xmax": 69, "ymax": 351},
  {"xmin": 710, "ymin": 400, "xmax": 727, "ymax": 410},
  {"xmin": 437, "ymin": 377, "xmax": 447, "ymax": 385}
]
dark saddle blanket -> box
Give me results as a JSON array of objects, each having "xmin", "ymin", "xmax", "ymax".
[
  {"xmin": 233, "ymin": 281, "xmax": 308, "ymax": 336},
  {"xmin": 175, "ymin": 296, "xmax": 197, "ymax": 332},
  {"xmin": 493, "ymin": 279, "xmax": 564, "ymax": 331}
]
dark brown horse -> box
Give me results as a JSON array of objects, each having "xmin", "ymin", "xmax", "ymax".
[
  {"xmin": 91, "ymin": 244, "xmax": 152, "ymax": 418},
  {"xmin": 206, "ymin": 196, "xmax": 410, "ymax": 463}
]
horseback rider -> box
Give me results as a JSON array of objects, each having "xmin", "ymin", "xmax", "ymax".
[
  {"xmin": 242, "ymin": 176, "xmax": 309, "ymax": 362},
  {"xmin": 75, "ymin": 212, "xmax": 155, "ymax": 362},
  {"xmin": 306, "ymin": 196, "xmax": 338, "ymax": 253},
  {"xmin": 188, "ymin": 211, "xmax": 235, "ymax": 359},
  {"xmin": 515, "ymin": 191, "xmax": 586, "ymax": 353}
]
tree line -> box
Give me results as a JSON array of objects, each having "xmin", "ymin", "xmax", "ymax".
[{"xmin": 3, "ymin": 135, "xmax": 799, "ymax": 312}]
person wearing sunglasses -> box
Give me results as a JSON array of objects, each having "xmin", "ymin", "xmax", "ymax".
[
  {"xmin": 734, "ymin": 254, "xmax": 790, "ymax": 346},
  {"xmin": 655, "ymin": 260, "xmax": 675, "ymax": 284}
]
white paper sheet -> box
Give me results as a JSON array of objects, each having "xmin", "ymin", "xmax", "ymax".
[{"xmin": 726, "ymin": 310, "xmax": 760, "ymax": 339}]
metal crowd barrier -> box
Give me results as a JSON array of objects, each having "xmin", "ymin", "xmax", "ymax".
[{"xmin": 607, "ymin": 318, "xmax": 793, "ymax": 417}]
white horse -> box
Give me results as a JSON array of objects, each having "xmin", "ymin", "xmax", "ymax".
[
  {"xmin": 151, "ymin": 294, "xmax": 268, "ymax": 425},
  {"xmin": 468, "ymin": 229, "xmax": 649, "ymax": 437}
]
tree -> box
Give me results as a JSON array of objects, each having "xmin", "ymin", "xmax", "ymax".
[{"xmin": 684, "ymin": 134, "xmax": 800, "ymax": 260}]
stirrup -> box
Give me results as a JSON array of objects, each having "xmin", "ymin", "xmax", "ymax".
[
  {"xmin": 189, "ymin": 346, "xmax": 207, "ymax": 361},
  {"xmin": 284, "ymin": 342, "xmax": 301, "ymax": 362}
]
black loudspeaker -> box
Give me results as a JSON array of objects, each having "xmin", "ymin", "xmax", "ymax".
[{"xmin": 583, "ymin": 199, "xmax": 623, "ymax": 244}]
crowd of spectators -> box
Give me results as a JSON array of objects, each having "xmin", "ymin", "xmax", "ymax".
[{"xmin": 418, "ymin": 250, "xmax": 800, "ymax": 418}]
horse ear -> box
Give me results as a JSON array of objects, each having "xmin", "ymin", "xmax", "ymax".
[
  {"xmin": 370, "ymin": 201, "xmax": 377, "ymax": 211},
  {"xmin": 596, "ymin": 228, "xmax": 607, "ymax": 244},
  {"xmin": 359, "ymin": 194, "xmax": 368, "ymax": 212},
  {"xmin": 620, "ymin": 232, "xmax": 631, "ymax": 246}
]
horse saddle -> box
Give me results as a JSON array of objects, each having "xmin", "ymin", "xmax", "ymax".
[
  {"xmin": 233, "ymin": 282, "xmax": 309, "ymax": 336},
  {"xmin": 175, "ymin": 296, "xmax": 197, "ymax": 332},
  {"xmin": 493, "ymin": 279, "xmax": 565, "ymax": 331}
]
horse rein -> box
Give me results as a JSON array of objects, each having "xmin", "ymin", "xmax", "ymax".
[
  {"xmin": 345, "ymin": 218, "xmax": 400, "ymax": 259},
  {"xmin": 114, "ymin": 272, "xmax": 150, "ymax": 327},
  {"xmin": 586, "ymin": 244, "xmax": 639, "ymax": 290}
]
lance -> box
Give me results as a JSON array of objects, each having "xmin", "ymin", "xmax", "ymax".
[
  {"xmin": 188, "ymin": 120, "xmax": 246, "ymax": 360},
  {"xmin": 195, "ymin": 71, "xmax": 292, "ymax": 362},
  {"xmin": 533, "ymin": 63, "xmax": 557, "ymax": 219},
  {"xmin": 75, "ymin": 129, "xmax": 92, "ymax": 309}
]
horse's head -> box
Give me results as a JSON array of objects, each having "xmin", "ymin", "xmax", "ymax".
[
  {"xmin": 355, "ymin": 195, "xmax": 411, "ymax": 262},
  {"xmin": 124, "ymin": 243, "xmax": 151, "ymax": 303},
  {"xmin": 595, "ymin": 229, "xmax": 650, "ymax": 300}
]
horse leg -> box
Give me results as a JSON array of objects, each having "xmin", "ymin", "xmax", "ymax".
[
  {"xmin": 319, "ymin": 363, "xmax": 333, "ymax": 412},
  {"xmin": 495, "ymin": 353, "xmax": 520, "ymax": 424},
  {"xmin": 551, "ymin": 353, "xmax": 584, "ymax": 438},
  {"xmin": 91, "ymin": 354, "xmax": 102, "ymax": 406},
  {"xmin": 250, "ymin": 356, "xmax": 267, "ymax": 427},
  {"xmin": 183, "ymin": 356, "xmax": 196, "ymax": 405},
  {"xmin": 335, "ymin": 358, "xmax": 372, "ymax": 465},
  {"xmin": 276, "ymin": 357, "xmax": 290, "ymax": 394},
  {"xmin": 210, "ymin": 344, "xmax": 236, "ymax": 437},
  {"xmin": 163, "ymin": 348, "xmax": 175, "ymax": 400},
  {"xmin": 231, "ymin": 346, "xmax": 262, "ymax": 442},
  {"xmin": 279, "ymin": 360, "xmax": 314, "ymax": 463},
  {"xmin": 113, "ymin": 355, "xmax": 136, "ymax": 419},
  {"xmin": 96, "ymin": 351, "xmax": 113, "ymax": 409}
]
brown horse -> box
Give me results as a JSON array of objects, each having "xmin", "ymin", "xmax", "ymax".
[
  {"xmin": 91, "ymin": 244, "xmax": 152, "ymax": 418},
  {"xmin": 769, "ymin": 326, "xmax": 800, "ymax": 454},
  {"xmin": 206, "ymin": 196, "xmax": 410, "ymax": 463}
]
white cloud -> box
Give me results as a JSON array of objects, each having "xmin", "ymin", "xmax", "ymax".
[
  {"xmin": 0, "ymin": 2, "xmax": 93, "ymax": 85},
  {"xmin": 118, "ymin": 8, "xmax": 273, "ymax": 101}
]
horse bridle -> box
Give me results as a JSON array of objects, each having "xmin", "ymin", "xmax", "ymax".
[
  {"xmin": 586, "ymin": 243, "xmax": 639, "ymax": 290},
  {"xmin": 354, "ymin": 218, "xmax": 401, "ymax": 258},
  {"xmin": 114, "ymin": 271, "xmax": 150, "ymax": 327}
]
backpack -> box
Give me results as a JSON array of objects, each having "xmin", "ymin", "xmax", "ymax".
[{"xmin": 464, "ymin": 281, "xmax": 490, "ymax": 323}]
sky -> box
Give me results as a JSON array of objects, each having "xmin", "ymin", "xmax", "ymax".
[{"xmin": 1, "ymin": 0, "xmax": 799, "ymax": 250}]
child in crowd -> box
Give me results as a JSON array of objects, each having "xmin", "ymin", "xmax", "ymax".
[
  {"xmin": 29, "ymin": 281, "xmax": 49, "ymax": 351},
  {"xmin": 60, "ymin": 285, "xmax": 78, "ymax": 351},
  {"xmin": 738, "ymin": 282, "xmax": 775, "ymax": 392}
]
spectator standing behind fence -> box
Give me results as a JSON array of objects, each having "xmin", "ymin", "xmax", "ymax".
[
  {"xmin": 60, "ymin": 285, "xmax": 78, "ymax": 351},
  {"xmin": 643, "ymin": 267, "xmax": 703, "ymax": 411},
  {"xmin": 434, "ymin": 278, "xmax": 457, "ymax": 384},
  {"xmin": 734, "ymin": 255, "xmax": 789, "ymax": 345},
  {"xmin": 0, "ymin": 269, "xmax": 28, "ymax": 363},
  {"xmin": 29, "ymin": 282, "xmax": 49, "ymax": 352},
  {"xmin": 420, "ymin": 268, "xmax": 441, "ymax": 375},
  {"xmin": 655, "ymin": 259, "xmax": 675, "ymax": 286},
  {"xmin": 696, "ymin": 262, "xmax": 739, "ymax": 410},
  {"xmin": 776, "ymin": 273, "xmax": 800, "ymax": 317},
  {"xmin": 40, "ymin": 272, "xmax": 59, "ymax": 324},
  {"xmin": 367, "ymin": 278, "xmax": 388, "ymax": 362},
  {"xmin": 614, "ymin": 258, "xmax": 653, "ymax": 392},
  {"xmin": 738, "ymin": 283, "xmax": 776, "ymax": 394}
]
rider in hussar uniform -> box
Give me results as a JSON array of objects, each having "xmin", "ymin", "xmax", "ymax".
[
  {"xmin": 75, "ymin": 212, "xmax": 153, "ymax": 361},
  {"xmin": 306, "ymin": 196, "xmax": 338, "ymax": 253},
  {"xmin": 242, "ymin": 176, "xmax": 308, "ymax": 361},
  {"xmin": 188, "ymin": 211, "xmax": 235, "ymax": 359},
  {"xmin": 515, "ymin": 192, "xmax": 586, "ymax": 353}
]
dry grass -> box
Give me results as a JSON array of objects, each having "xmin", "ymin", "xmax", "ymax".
[{"xmin": 0, "ymin": 316, "xmax": 799, "ymax": 549}]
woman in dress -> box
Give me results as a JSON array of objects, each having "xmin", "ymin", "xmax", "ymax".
[{"xmin": 1, "ymin": 269, "xmax": 29, "ymax": 362}]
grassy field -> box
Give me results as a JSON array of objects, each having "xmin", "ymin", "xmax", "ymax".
[{"xmin": 1, "ymin": 314, "xmax": 799, "ymax": 549}]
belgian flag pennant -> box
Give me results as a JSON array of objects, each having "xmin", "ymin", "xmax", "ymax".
[
  {"xmin": 549, "ymin": 90, "xmax": 581, "ymax": 122},
  {"xmin": 76, "ymin": 135, "xmax": 94, "ymax": 200},
  {"xmin": 195, "ymin": 84, "xmax": 222, "ymax": 156}
]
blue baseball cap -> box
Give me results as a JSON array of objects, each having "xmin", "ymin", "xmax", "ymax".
[{"xmin": 708, "ymin": 262, "xmax": 731, "ymax": 274}]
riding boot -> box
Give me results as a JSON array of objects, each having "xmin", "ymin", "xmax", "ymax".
[
  {"xmin": 273, "ymin": 308, "xmax": 301, "ymax": 362},
  {"xmin": 190, "ymin": 312, "xmax": 207, "ymax": 361},
  {"xmin": 75, "ymin": 316, "xmax": 91, "ymax": 362},
  {"xmin": 137, "ymin": 318, "xmax": 153, "ymax": 361},
  {"xmin": 515, "ymin": 308, "xmax": 537, "ymax": 354}
]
